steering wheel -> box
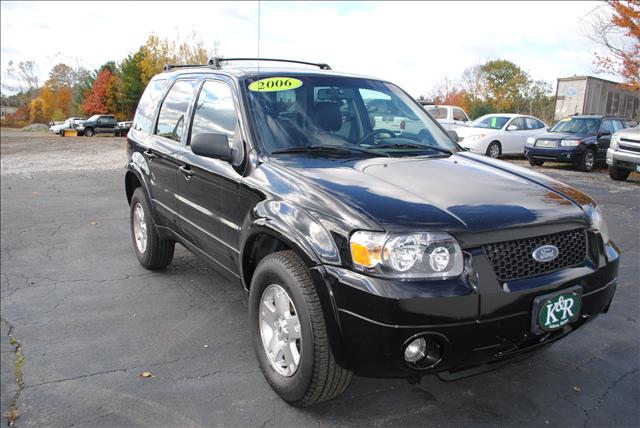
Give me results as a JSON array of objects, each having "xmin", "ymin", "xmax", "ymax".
[{"xmin": 358, "ymin": 128, "xmax": 397, "ymax": 145}]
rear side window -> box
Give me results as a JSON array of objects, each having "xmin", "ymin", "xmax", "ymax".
[
  {"xmin": 452, "ymin": 108, "xmax": 468, "ymax": 121},
  {"xmin": 133, "ymin": 79, "xmax": 167, "ymax": 133},
  {"xmin": 155, "ymin": 80, "xmax": 198, "ymax": 143},
  {"xmin": 427, "ymin": 107, "xmax": 447, "ymax": 119},
  {"xmin": 189, "ymin": 80, "xmax": 238, "ymax": 145}
]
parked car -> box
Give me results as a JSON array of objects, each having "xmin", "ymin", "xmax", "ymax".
[
  {"xmin": 607, "ymin": 126, "xmax": 640, "ymax": 181},
  {"xmin": 423, "ymin": 105, "xmax": 470, "ymax": 130},
  {"xmin": 48, "ymin": 117, "xmax": 86, "ymax": 135},
  {"xmin": 455, "ymin": 113, "xmax": 548, "ymax": 158},
  {"xmin": 78, "ymin": 114, "xmax": 118, "ymax": 137},
  {"xmin": 525, "ymin": 115, "xmax": 627, "ymax": 172},
  {"xmin": 125, "ymin": 58, "xmax": 618, "ymax": 406},
  {"xmin": 116, "ymin": 121, "xmax": 133, "ymax": 136}
]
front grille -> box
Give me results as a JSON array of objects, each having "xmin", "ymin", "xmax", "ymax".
[
  {"xmin": 619, "ymin": 140, "xmax": 640, "ymax": 153},
  {"xmin": 535, "ymin": 140, "xmax": 558, "ymax": 148},
  {"xmin": 484, "ymin": 229, "xmax": 587, "ymax": 282}
]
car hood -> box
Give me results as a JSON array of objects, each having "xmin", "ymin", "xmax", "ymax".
[
  {"xmin": 454, "ymin": 127, "xmax": 499, "ymax": 138},
  {"xmin": 270, "ymin": 153, "xmax": 589, "ymax": 233},
  {"xmin": 534, "ymin": 131, "xmax": 594, "ymax": 141}
]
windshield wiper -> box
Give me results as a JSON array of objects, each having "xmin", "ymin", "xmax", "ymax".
[
  {"xmin": 372, "ymin": 142, "xmax": 453, "ymax": 155},
  {"xmin": 270, "ymin": 144, "xmax": 390, "ymax": 157}
]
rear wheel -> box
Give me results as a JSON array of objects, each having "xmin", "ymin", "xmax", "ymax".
[
  {"xmin": 608, "ymin": 165, "xmax": 631, "ymax": 181},
  {"xmin": 486, "ymin": 141, "xmax": 501, "ymax": 158},
  {"xmin": 249, "ymin": 250, "xmax": 352, "ymax": 406},
  {"xmin": 577, "ymin": 149, "xmax": 595, "ymax": 172},
  {"xmin": 130, "ymin": 188, "xmax": 174, "ymax": 269}
]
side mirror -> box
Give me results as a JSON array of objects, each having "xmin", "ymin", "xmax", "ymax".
[
  {"xmin": 447, "ymin": 130, "xmax": 459, "ymax": 142},
  {"xmin": 191, "ymin": 132, "xmax": 232, "ymax": 161},
  {"xmin": 598, "ymin": 130, "xmax": 611, "ymax": 138},
  {"xmin": 506, "ymin": 125, "xmax": 518, "ymax": 131}
]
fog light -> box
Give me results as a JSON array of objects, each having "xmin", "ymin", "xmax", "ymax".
[{"xmin": 404, "ymin": 338, "xmax": 427, "ymax": 363}]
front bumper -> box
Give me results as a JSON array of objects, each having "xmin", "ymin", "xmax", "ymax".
[
  {"xmin": 312, "ymin": 232, "xmax": 619, "ymax": 378},
  {"xmin": 607, "ymin": 147, "xmax": 640, "ymax": 170},
  {"xmin": 525, "ymin": 145, "xmax": 583, "ymax": 163}
]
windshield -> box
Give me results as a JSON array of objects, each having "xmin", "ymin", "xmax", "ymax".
[
  {"xmin": 551, "ymin": 117, "xmax": 600, "ymax": 135},
  {"xmin": 471, "ymin": 115, "xmax": 510, "ymax": 129},
  {"xmin": 244, "ymin": 75, "xmax": 457, "ymax": 157},
  {"xmin": 88, "ymin": 115, "xmax": 100, "ymax": 121}
]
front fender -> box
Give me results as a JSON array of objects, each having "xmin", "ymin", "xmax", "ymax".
[{"xmin": 248, "ymin": 200, "xmax": 342, "ymax": 265}]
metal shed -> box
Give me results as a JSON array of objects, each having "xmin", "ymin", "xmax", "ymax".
[{"xmin": 553, "ymin": 76, "xmax": 640, "ymax": 122}]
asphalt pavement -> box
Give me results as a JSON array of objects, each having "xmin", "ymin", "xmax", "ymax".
[{"xmin": 1, "ymin": 130, "xmax": 638, "ymax": 427}]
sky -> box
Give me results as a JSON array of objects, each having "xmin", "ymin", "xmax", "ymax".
[{"xmin": 0, "ymin": 1, "xmax": 619, "ymax": 97}]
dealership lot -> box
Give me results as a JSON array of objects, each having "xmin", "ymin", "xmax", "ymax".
[{"xmin": 1, "ymin": 130, "xmax": 638, "ymax": 427}]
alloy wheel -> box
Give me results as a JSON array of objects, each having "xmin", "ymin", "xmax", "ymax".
[
  {"xmin": 259, "ymin": 284, "xmax": 302, "ymax": 377},
  {"xmin": 133, "ymin": 202, "xmax": 147, "ymax": 253}
]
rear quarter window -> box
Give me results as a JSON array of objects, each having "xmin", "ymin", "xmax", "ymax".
[{"xmin": 133, "ymin": 79, "xmax": 167, "ymax": 133}]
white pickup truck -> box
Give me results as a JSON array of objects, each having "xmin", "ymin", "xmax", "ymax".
[{"xmin": 423, "ymin": 105, "xmax": 470, "ymax": 130}]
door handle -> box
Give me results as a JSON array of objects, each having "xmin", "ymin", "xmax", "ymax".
[
  {"xmin": 143, "ymin": 149, "xmax": 158, "ymax": 160},
  {"xmin": 179, "ymin": 165, "xmax": 195, "ymax": 179}
]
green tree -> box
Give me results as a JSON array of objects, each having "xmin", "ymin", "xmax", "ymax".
[
  {"xmin": 118, "ymin": 50, "xmax": 146, "ymax": 118},
  {"xmin": 479, "ymin": 59, "xmax": 529, "ymax": 111}
]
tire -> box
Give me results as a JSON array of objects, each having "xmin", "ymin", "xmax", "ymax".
[
  {"xmin": 528, "ymin": 155, "xmax": 544, "ymax": 166},
  {"xmin": 130, "ymin": 188, "xmax": 174, "ymax": 269},
  {"xmin": 486, "ymin": 141, "xmax": 501, "ymax": 158},
  {"xmin": 608, "ymin": 165, "xmax": 631, "ymax": 181},
  {"xmin": 84, "ymin": 127, "xmax": 94, "ymax": 137},
  {"xmin": 577, "ymin": 148, "xmax": 595, "ymax": 172},
  {"xmin": 249, "ymin": 250, "xmax": 352, "ymax": 406}
]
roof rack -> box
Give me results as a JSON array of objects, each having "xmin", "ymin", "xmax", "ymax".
[
  {"xmin": 208, "ymin": 57, "xmax": 331, "ymax": 70},
  {"xmin": 163, "ymin": 63, "xmax": 208, "ymax": 72}
]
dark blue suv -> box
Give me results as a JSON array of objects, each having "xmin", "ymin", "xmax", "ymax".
[{"xmin": 525, "ymin": 115, "xmax": 627, "ymax": 171}]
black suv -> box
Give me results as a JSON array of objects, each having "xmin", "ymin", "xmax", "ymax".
[
  {"xmin": 525, "ymin": 115, "xmax": 627, "ymax": 171},
  {"xmin": 79, "ymin": 114, "xmax": 118, "ymax": 137},
  {"xmin": 125, "ymin": 58, "xmax": 619, "ymax": 406}
]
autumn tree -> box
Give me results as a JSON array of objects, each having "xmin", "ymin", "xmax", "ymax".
[
  {"xmin": 588, "ymin": 0, "xmax": 640, "ymax": 91},
  {"xmin": 81, "ymin": 68, "xmax": 117, "ymax": 115},
  {"xmin": 139, "ymin": 32, "xmax": 213, "ymax": 84},
  {"xmin": 47, "ymin": 63, "xmax": 75, "ymax": 90}
]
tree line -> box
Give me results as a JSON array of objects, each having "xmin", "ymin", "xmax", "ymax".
[
  {"xmin": 419, "ymin": 59, "xmax": 556, "ymax": 124},
  {"xmin": 1, "ymin": 32, "xmax": 213, "ymax": 127}
]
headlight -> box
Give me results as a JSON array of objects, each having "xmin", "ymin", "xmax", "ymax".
[
  {"xmin": 560, "ymin": 140, "xmax": 581, "ymax": 147},
  {"xmin": 526, "ymin": 137, "xmax": 535, "ymax": 145},
  {"xmin": 465, "ymin": 134, "xmax": 486, "ymax": 142},
  {"xmin": 610, "ymin": 134, "xmax": 620, "ymax": 149},
  {"xmin": 586, "ymin": 205, "xmax": 610, "ymax": 243},
  {"xmin": 349, "ymin": 231, "xmax": 463, "ymax": 279}
]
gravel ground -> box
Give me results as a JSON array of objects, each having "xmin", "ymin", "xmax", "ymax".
[{"xmin": 1, "ymin": 129, "xmax": 638, "ymax": 427}]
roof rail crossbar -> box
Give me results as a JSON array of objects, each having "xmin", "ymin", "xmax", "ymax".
[
  {"xmin": 163, "ymin": 63, "xmax": 209, "ymax": 72},
  {"xmin": 208, "ymin": 57, "xmax": 331, "ymax": 70}
]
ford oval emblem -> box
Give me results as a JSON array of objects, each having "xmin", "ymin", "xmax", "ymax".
[{"xmin": 532, "ymin": 245, "xmax": 559, "ymax": 263}]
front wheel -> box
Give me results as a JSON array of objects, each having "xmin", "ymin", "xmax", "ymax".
[
  {"xmin": 486, "ymin": 141, "xmax": 501, "ymax": 158},
  {"xmin": 528, "ymin": 155, "xmax": 544, "ymax": 166},
  {"xmin": 577, "ymin": 149, "xmax": 595, "ymax": 172},
  {"xmin": 84, "ymin": 127, "xmax": 94, "ymax": 137},
  {"xmin": 249, "ymin": 251, "xmax": 352, "ymax": 406},
  {"xmin": 608, "ymin": 165, "xmax": 631, "ymax": 181}
]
